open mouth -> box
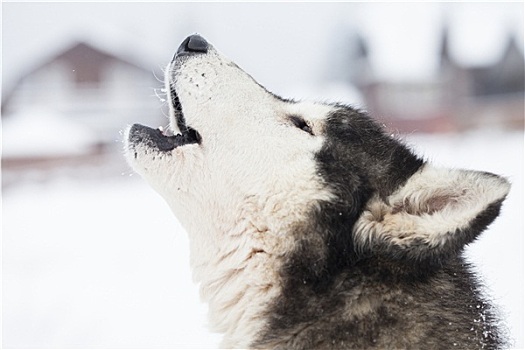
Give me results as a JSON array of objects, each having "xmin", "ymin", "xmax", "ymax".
[
  {"xmin": 128, "ymin": 123, "xmax": 200, "ymax": 153},
  {"xmin": 128, "ymin": 83, "xmax": 201, "ymax": 153},
  {"xmin": 128, "ymin": 34, "xmax": 209, "ymax": 153}
]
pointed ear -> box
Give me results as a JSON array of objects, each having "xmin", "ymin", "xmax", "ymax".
[{"xmin": 353, "ymin": 164, "xmax": 510, "ymax": 265}]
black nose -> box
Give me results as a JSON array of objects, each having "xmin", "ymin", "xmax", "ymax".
[{"xmin": 177, "ymin": 35, "xmax": 208, "ymax": 55}]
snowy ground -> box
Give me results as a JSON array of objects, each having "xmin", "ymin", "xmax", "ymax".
[{"xmin": 2, "ymin": 130, "xmax": 523, "ymax": 348}]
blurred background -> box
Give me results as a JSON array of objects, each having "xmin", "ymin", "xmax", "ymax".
[{"xmin": 2, "ymin": 2, "xmax": 523, "ymax": 348}]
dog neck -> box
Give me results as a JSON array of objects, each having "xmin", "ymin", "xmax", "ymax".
[
  {"xmin": 188, "ymin": 220, "xmax": 288, "ymax": 348},
  {"xmin": 181, "ymin": 185, "xmax": 333, "ymax": 347}
]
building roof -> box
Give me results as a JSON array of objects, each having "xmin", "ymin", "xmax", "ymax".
[{"xmin": 1, "ymin": 38, "xmax": 156, "ymax": 114}]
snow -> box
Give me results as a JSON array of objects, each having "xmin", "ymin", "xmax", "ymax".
[
  {"xmin": 2, "ymin": 109, "xmax": 98, "ymax": 158},
  {"xmin": 2, "ymin": 130, "xmax": 523, "ymax": 348},
  {"xmin": 2, "ymin": 179, "xmax": 221, "ymax": 348}
]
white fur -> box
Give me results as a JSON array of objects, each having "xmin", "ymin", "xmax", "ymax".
[
  {"xmin": 126, "ymin": 43, "xmax": 335, "ymax": 347},
  {"xmin": 354, "ymin": 164, "xmax": 510, "ymax": 250},
  {"xmin": 125, "ymin": 40, "xmax": 510, "ymax": 348}
]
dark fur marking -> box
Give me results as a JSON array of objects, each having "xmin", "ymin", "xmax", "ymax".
[
  {"xmin": 253, "ymin": 106, "xmax": 505, "ymax": 349},
  {"xmin": 369, "ymin": 199, "xmax": 506, "ymax": 269}
]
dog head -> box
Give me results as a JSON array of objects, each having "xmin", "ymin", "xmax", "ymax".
[{"xmin": 125, "ymin": 34, "xmax": 510, "ymax": 279}]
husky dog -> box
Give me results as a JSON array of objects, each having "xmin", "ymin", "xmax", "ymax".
[{"xmin": 125, "ymin": 35, "xmax": 510, "ymax": 349}]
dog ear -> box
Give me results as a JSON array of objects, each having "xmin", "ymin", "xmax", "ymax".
[{"xmin": 353, "ymin": 164, "xmax": 510, "ymax": 266}]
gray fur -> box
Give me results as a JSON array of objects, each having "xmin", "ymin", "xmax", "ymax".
[{"xmin": 126, "ymin": 35, "xmax": 510, "ymax": 350}]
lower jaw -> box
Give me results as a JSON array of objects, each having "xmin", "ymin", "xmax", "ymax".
[{"xmin": 128, "ymin": 124, "xmax": 201, "ymax": 152}]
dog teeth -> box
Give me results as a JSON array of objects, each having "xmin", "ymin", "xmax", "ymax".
[{"xmin": 158, "ymin": 126, "xmax": 176, "ymax": 137}]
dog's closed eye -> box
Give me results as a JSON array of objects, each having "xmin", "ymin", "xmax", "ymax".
[{"xmin": 289, "ymin": 115, "xmax": 314, "ymax": 135}]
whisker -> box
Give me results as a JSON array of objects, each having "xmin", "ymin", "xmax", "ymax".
[
  {"xmin": 154, "ymin": 88, "xmax": 167, "ymax": 102},
  {"xmin": 153, "ymin": 67, "xmax": 165, "ymax": 84}
]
